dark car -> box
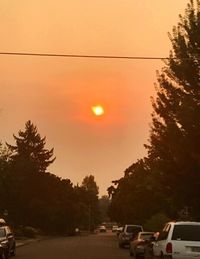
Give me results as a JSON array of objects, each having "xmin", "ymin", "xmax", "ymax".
[
  {"xmin": 130, "ymin": 231, "xmax": 154, "ymax": 258},
  {"xmin": 118, "ymin": 224, "xmax": 143, "ymax": 248},
  {"xmin": 0, "ymin": 226, "xmax": 16, "ymax": 259}
]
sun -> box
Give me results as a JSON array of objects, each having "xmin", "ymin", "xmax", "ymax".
[{"xmin": 92, "ymin": 105, "xmax": 104, "ymax": 116}]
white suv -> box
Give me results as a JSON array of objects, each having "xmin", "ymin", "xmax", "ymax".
[{"xmin": 153, "ymin": 221, "xmax": 200, "ymax": 259}]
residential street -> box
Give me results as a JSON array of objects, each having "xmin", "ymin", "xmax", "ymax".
[{"xmin": 16, "ymin": 231, "xmax": 130, "ymax": 259}]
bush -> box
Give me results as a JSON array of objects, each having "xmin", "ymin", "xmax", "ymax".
[
  {"xmin": 15, "ymin": 226, "xmax": 40, "ymax": 238},
  {"xmin": 144, "ymin": 213, "xmax": 171, "ymax": 232},
  {"xmin": 23, "ymin": 226, "xmax": 38, "ymax": 238}
]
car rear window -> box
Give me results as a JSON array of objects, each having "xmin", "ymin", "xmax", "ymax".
[
  {"xmin": 141, "ymin": 233, "xmax": 154, "ymax": 240},
  {"xmin": 126, "ymin": 226, "xmax": 142, "ymax": 233},
  {"xmin": 172, "ymin": 225, "xmax": 200, "ymax": 241}
]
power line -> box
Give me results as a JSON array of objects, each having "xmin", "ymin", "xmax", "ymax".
[
  {"xmin": 0, "ymin": 51, "xmax": 198, "ymax": 60},
  {"xmin": 0, "ymin": 51, "xmax": 169, "ymax": 60}
]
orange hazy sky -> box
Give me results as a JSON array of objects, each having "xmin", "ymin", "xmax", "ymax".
[{"xmin": 0, "ymin": 0, "xmax": 189, "ymax": 195}]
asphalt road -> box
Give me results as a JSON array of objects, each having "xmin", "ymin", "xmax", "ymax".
[{"xmin": 16, "ymin": 231, "xmax": 130, "ymax": 259}]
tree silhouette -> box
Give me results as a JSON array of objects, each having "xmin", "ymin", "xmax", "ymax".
[
  {"xmin": 109, "ymin": 0, "xmax": 200, "ymax": 222},
  {"xmin": 7, "ymin": 120, "xmax": 55, "ymax": 174},
  {"xmin": 146, "ymin": 0, "xmax": 200, "ymax": 218}
]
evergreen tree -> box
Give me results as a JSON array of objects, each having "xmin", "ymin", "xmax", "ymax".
[
  {"xmin": 7, "ymin": 120, "xmax": 55, "ymax": 174},
  {"xmin": 109, "ymin": 0, "xmax": 200, "ymax": 222},
  {"xmin": 146, "ymin": 0, "xmax": 200, "ymax": 219},
  {"xmin": 6, "ymin": 121, "xmax": 56, "ymax": 225}
]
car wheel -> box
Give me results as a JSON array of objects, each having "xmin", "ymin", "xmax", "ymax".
[{"xmin": 10, "ymin": 248, "xmax": 16, "ymax": 257}]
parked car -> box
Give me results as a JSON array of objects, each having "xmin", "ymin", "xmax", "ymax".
[
  {"xmin": 144, "ymin": 232, "xmax": 159, "ymax": 259},
  {"xmin": 99, "ymin": 225, "xmax": 107, "ymax": 233},
  {"xmin": 130, "ymin": 231, "xmax": 154, "ymax": 258},
  {"xmin": 118, "ymin": 224, "xmax": 143, "ymax": 248},
  {"xmin": 0, "ymin": 225, "xmax": 16, "ymax": 259},
  {"xmin": 153, "ymin": 221, "xmax": 200, "ymax": 259},
  {"xmin": 112, "ymin": 225, "xmax": 118, "ymax": 233},
  {"xmin": 0, "ymin": 243, "xmax": 6, "ymax": 259}
]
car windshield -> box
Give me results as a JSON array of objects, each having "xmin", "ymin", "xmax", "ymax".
[
  {"xmin": 126, "ymin": 226, "xmax": 142, "ymax": 233},
  {"xmin": 0, "ymin": 228, "xmax": 6, "ymax": 238},
  {"xmin": 172, "ymin": 225, "xmax": 200, "ymax": 241}
]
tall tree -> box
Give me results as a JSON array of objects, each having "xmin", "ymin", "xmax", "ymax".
[
  {"xmin": 0, "ymin": 143, "xmax": 12, "ymax": 218},
  {"xmin": 82, "ymin": 175, "xmax": 99, "ymax": 196},
  {"xmin": 108, "ymin": 0, "xmax": 200, "ymax": 223},
  {"xmin": 7, "ymin": 120, "xmax": 55, "ymax": 174},
  {"xmin": 81, "ymin": 175, "xmax": 100, "ymax": 230},
  {"xmin": 6, "ymin": 121, "xmax": 56, "ymax": 225},
  {"xmin": 108, "ymin": 159, "xmax": 156, "ymax": 224},
  {"xmin": 146, "ymin": 0, "xmax": 200, "ymax": 219},
  {"xmin": 99, "ymin": 195, "xmax": 110, "ymax": 222}
]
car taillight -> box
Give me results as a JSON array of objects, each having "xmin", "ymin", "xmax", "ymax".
[{"xmin": 166, "ymin": 242, "xmax": 172, "ymax": 253}]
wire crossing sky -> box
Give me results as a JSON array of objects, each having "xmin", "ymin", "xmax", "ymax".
[{"xmin": 0, "ymin": 51, "xmax": 198, "ymax": 60}]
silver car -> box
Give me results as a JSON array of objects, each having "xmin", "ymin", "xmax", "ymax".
[
  {"xmin": 130, "ymin": 231, "xmax": 154, "ymax": 258},
  {"xmin": 0, "ymin": 226, "xmax": 16, "ymax": 259}
]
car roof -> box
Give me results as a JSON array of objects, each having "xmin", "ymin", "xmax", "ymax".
[
  {"xmin": 125, "ymin": 224, "xmax": 142, "ymax": 227},
  {"xmin": 168, "ymin": 221, "xmax": 200, "ymax": 226}
]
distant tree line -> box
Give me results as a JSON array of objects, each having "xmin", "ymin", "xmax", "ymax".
[
  {"xmin": 0, "ymin": 120, "xmax": 103, "ymax": 234},
  {"xmin": 108, "ymin": 0, "xmax": 200, "ymax": 230}
]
